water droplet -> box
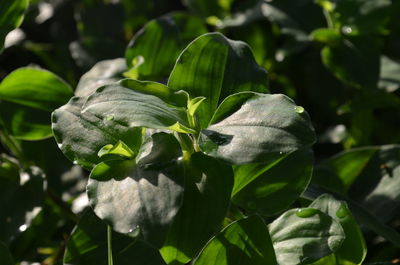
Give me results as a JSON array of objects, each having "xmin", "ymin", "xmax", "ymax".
[
  {"xmin": 294, "ymin": 106, "xmax": 305, "ymax": 114},
  {"xmin": 73, "ymin": 161, "xmax": 78, "ymax": 165},
  {"xmin": 336, "ymin": 203, "xmax": 348, "ymax": 219},
  {"xmin": 296, "ymin": 208, "xmax": 318, "ymax": 218},
  {"xmin": 279, "ymin": 151, "xmax": 283, "ymax": 155},
  {"xmin": 57, "ymin": 143, "xmax": 63, "ymax": 149},
  {"xmin": 19, "ymin": 224, "xmax": 27, "ymax": 232},
  {"xmin": 105, "ymin": 115, "xmax": 114, "ymax": 121},
  {"xmin": 342, "ymin": 26, "xmax": 353, "ymax": 34}
]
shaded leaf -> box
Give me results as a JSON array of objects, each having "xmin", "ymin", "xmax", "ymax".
[
  {"xmin": 193, "ymin": 215, "xmax": 277, "ymax": 265},
  {"xmin": 310, "ymin": 194, "xmax": 367, "ymax": 265},
  {"xmin": 0, "ymin": 241, "xmax": 14, "ymax": 265},
  {"xmin": 232, "ymin": 148, "xmax": 313, "ymax": 215},
  {"xmin": 268, "ymin": 208, "xmax": 345, "ymax": 265},
  {"xmin": 64, "ymin": 209, "xmax": 166, "ymax": 265},
  {"xmin": 160, "ymin": 153, "xmax": 234, "ymax": 265}
]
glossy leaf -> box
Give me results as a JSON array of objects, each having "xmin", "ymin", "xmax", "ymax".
[
  {"xmin": 0, "ymin": 0, "xmax": 28, "ymax": 52},
  {"xmin": 310, "ymin": 194, "xmax": 367, "ymax": 265},
  {"xmin": 125, "ymin": 17, "xmax": 182, "ymax": 79},
  {"xmin": 75, "ymin": 58, "xmax": 127, "ymax": 97},
  {"xmin": 0, "ymin": 67, "xmax": 73, "ymax": 111},
  {"xmin": 269, "ymin": 208, "xmax": 345, "ymax": 265},
  {"xmin": 64, "ymin": 209, "xmax": 166, "ymax": 265},
  {"xmin": 199, "ymin": 92, "xmax": 316, "ymax": 164},
  {"xmin": 160, "ymin": 153, "xmax": 234, "ymax": 265},
  {"xmin": 0, "ymin": 67, "xmax": 73, "ymax": 140},
  {"xmin": 193, "ymin": 216, "xmax": 277, "ymax": 265},
  {"xmin": 232, "ymin": 148, "xmax": 313, "ymax": 215},
  {"xmin": 52, "ymin": 96, "xmax": 140, "ymax": 170},
  {"xmin": 82, "ymin": 80, "xmax": 189, "ymax": 130},
  {"xmin": 168, "ymin": 33, "xmax": 269, "ymax": 128},
  {"xmin": 87, "ymin": 133, "xmax": 184, "ymax": 248}
]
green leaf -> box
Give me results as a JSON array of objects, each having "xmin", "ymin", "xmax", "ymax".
[
  {"xmin": 160, "ymin": 153, "xmax": 234, "ymax": 265},
  {"xmin": 87, "ymin": 133, "xmax": 185, "ymax": 248},
  {"xmin": 0, "ymin": 241, "xmax": 14, "ymax": 265},
  {"xmin": 303, "ymin": 184, "xmax": 400, "ymax": 248},
  {"xmin": 0, "ymin": 67, "xmax": 73, "ymax": 111},
  {"xmin": 313, "ymin": 147, "xmax": 379, "ymax": 193},
  {"xmin": 193, "ymin": 216, "xmax": 277, "ymax": 265},
  {"xmin": 313, "ymin": 145, "xmax": 400, "ymax": 223},
  {"xmin": 168, "ymin": 33, "xmax": 269, "ymax": 128},
  {"xmin": 268, "ymin": 208, "xmax": 345, "ymax": 265},
  {"xmin": 82, "ymin": 80, "xmax": 189, "ymax": 130},
  {"xmin": 64, "ymin": 209, "xmax": 166, "ymax": 265},
  {"xmin": 232, "ymin": 148, "xmax": 313, "ymax": 215},
  {"xmin": 0, "ymin": 101, "xmax": 53, "ymax": 140},
  {"xmin": 98, "ymin": 140, "xmax": 135, "ymax": 160},
  {"xmin": 309, "ymin": 194, "xmax": 367, "ymax": 265},
  {"xmin": 125, "ymin": 17, "xmax": 182, "ymax": 79},
  {"xmin": 0, "ymin": 67, "xmax": 73, "ymax": 140},
  {"xmin": 52, "ymin": 96, "xmax": 140, "ymax": 170},
  {"xmin": 0, "ymin": 0, "xmax": 28, "ymax": 52},
  {"xmin": 199, "ymin": 92, "xmax": 316, "ymax": 164},
  {"xmin": 75, "ymin": 58, "xmax": 127, "ymax": 97}
]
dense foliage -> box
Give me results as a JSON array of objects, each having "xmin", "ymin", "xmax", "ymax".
[{"xmin": 1, "ymin": 0, "xmax": 400, "ymax": 264}]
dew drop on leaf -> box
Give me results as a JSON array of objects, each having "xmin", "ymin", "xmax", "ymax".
[
  {"xmin": 296, "ymin": 208, "xmax": 318, "ymax": 218},
  {"xmin": 294, "ymin": 106, "xmax": 305, "ymax": 114}
]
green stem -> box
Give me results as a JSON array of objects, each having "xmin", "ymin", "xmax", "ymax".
[{"xmin": 107, "ymin": 225, "xmax": 114, "ymax": 265}]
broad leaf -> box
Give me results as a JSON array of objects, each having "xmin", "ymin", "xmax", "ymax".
[
  {"xmin": 0, "ymin": 0, "xmax": 28, "ymax": 52},
  {"xmin": 82, "ymin": 80, "xmax": 189, "ymax": 129},
  {"xmin": 193, "ymin": 216, "xmax": 277, "ymax": 265},
  {"xmin": 75, "ymin": 58, "xmax": 127, "ymax": 97},
  {"xmin": 125, "ymin": 17, "xmax": 182, "ymax": 79},
  {"xmin": 0, "ymin": 67, "xmax": 73, "ymax": 111},
  {"xmin": 269, "ymin": 208, "xmax": 345, "ymax": 265},
  {"xmin": 199, "ymin": 92, "xmax": 316, "ymax": 164},
  {"xmin": 161, "ymin": 153, "xmax": 234, "ymax": 265},
  {"xmin": 52, "ymin": 96, "xmax": 140, "ymax": 170},
  {"xmin": 0, "ymin": 67, "xmax": 73, "ymax": 140},
  {"xmin": 168, "ymin": 33, "xmax": 269, "ymax": 128},
  {"xmin": 310, "ymin": 194, "xmax": 367, "ymax": 265},
  {"xmin": 313, "ymin": 145, "xmax": 400, "ymax": 223},
  {"xmin": 87, "ymin": 133, "xmax": 185, "ymax": 248},
  {"xmin": 303, "ymin": 184, "xmax": 400, "ymax": 248},
  {"xmin": 232, "ymin": 148, "xmax": 313, "ymax": 215},
  {"xmin": 64, "ymin": 209, "xmax": 166, "ymax": 265}
]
